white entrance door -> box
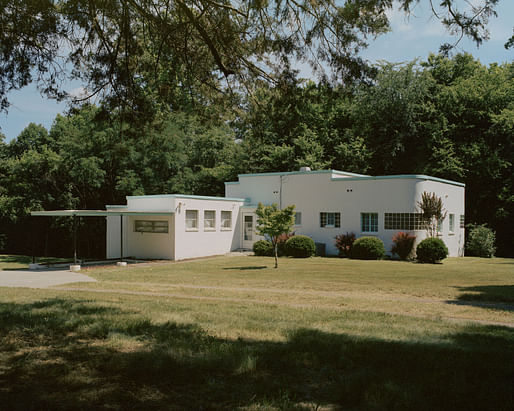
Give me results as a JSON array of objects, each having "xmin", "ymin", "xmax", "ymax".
[{"xmin": 242, "ymin": 213, "xmax": 256, "ymax": 249}]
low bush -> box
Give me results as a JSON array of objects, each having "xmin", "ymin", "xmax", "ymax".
[
  {"xmin": 335, "ymin": 232, "xmax": 356, "ymax": 257},
  {"xmin": 391, "ymin": 232, "xmax": 416, "ymax": 260},
  {"xmin": 466, "ymin": 224, "xmax": 496, "ymax": 258},
  {"xmin": 350, "ymin": 237, "xmax": 385, "ymax": 260},
  {"xmin": 253, "ymin": 240, "xmax": 273, "ymax": 256},
  {"xmin": 284, "ymin": 235, "xmax": 315, "ymax": 258},
  {"xmin": 416, "ymin": 237, "xmax": 448, "ymax": 263}
]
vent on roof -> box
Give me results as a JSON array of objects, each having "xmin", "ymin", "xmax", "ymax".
[{"xmin": 299, "ymin": 166, "xmax": 311, "ymax": 172}]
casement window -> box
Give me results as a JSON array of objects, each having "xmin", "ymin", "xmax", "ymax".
[
  {"xmin": 384, "ymin": 213, "xmax": 424, "ymax": 230},
  {"xmin": 134, "ymin": 220, "xmax": 168, "ymax": 233},
  {"xmin": 460, "ymin": 214, "xmax": 465, "ymax": 229},
  {"xmin": 185, "ymin": 210, "xmax": 198, "ymax": 230},
  {"xmin": 449, "ymin": 214, "xmax": 455, "ymax": 234},
  {"xmin": 320, "ymin": 212, "xmax": 340, "ymax": 228},
  {"xmin": 221, "ymin": 210, "xmax": 232, "ymax": 230},
  {"xmin": 204, "ymin": 210, "xmax": 216, "ymax": 231},
  {"xmin": 361, "ymin": 213, "xmax": 378, "ymax": 232},
  {"xmin": 294, "ymin": 212, "xmax": 302, "ymax": 226}
]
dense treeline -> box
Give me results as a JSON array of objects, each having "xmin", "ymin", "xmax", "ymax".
[{"xmin": 0, "ymin": 54, "xmax": 512, "ymax": 257}]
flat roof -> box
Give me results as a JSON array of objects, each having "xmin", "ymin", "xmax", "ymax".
[
  {"xmin": 236, "ymin": 169, "xmax": 369, "ymax": 178},
  {"xmin": 31, "ymin": 210, "xmax": 174, "ymax": 217},
  {"xmin": 126, "ymin": 194, "xmax": 245, "ymax": 202},
  {"xmin": 330, "ymin": 174, "xmax": 465, "ymax": 187}
]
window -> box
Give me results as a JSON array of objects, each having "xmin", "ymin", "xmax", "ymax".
[
  {"xmin": 295, "ymin": 212, "xmax": 302, "ymax": 226},
  {"xmin": 134, "ymin": 220, "xmax": 168, "ymax": 233},
  {"xmin": 449, "ymin": 214, "xmax": 455, "ymax": 234},
  {"xmin": 221, "ymin": 210, "xmax": 232, "ymax": 230},
  {"xmin": 460, "ymin": 214, "xmax": 465, "ymax": 229},
  {"xmin": 185, "ymin": 210, "xmax": 198, "ymax": 230},
  {"xmin": 320, "ymin": 212, "xmax": 340, "ymax": 228},
  {"xmin": 204, "ymin": 210, "xmax": 216, "ymax": 230},
  {"xmin": 361, "ymin": 213, "xmax": 378, "ymax": 232},
  {"xmin": 384, "ymin": 213, "xmax": 424, "ymax": 230}
]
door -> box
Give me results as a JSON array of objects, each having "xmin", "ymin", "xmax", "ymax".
[{"xmin": 242, "ymin": 213, "xmax": 255, "ymax": 249}]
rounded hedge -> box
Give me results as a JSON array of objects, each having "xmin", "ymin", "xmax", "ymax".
[
  {"xmin": 284, "ymin": 235, "xmax": 315, "ymax": 258},
  {"xmin": 350, "ymin": 236, "xmax": 385, "ymax": 260},
  {"xmin": 253, "ymin": 240, "xmax": 273, "ymax": 256},
  {"xmin": 466, "ymin": 224, "xmax": 496, "ymax": 258},
  {"xmin": 416, "ymin": 237, "xmax": 448, "ymax": 263}
]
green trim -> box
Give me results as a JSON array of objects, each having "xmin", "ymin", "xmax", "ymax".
[
  {"xmin": 31, "ymin": 210, "xmax": 174, "ymax": 217},
  {"xmin": 238, "ymin": 169, "xmax": 369, "ymax": 178},
  {"xmin": 126, "ymin": 194, "xmax": 245, "ymax": 202},
  {"xmin": 330, "ymin": 174, "xmax": 465, "ymax": 187}
]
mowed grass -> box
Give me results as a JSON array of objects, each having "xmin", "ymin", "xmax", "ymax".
[{"xmin": 0, "ymin": 256, "xmax": 513, "ymax": 410}]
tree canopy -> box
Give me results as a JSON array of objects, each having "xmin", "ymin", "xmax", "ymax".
[{"xmin": 1, "ymin": 0, "xmax": 510, "ymax": 119}]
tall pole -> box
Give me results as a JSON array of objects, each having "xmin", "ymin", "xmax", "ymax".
[
  {"xmin": 120, "ymin": 214, "xmax": 123, "ymax": 262},
  {"xmin": 73, "ymin": 215, "xmax": 77, "ymax": 264}
]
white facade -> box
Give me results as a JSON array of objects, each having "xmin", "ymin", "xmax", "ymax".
[
  {"xmin": 106, "ymin": 169, "xmax": 465, "ymax": 260},
  {"xmin": 106, "ymin": 194, "xmax": 244, "ymax": 261},
  {"xmin": 225, "ymin": 170, "xmax": 465, "ymax": 257}
]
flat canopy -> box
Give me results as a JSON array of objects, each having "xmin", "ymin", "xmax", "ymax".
[{"xmin": 31, "ymin": 209, "xmax": 173, "ymax": 217}]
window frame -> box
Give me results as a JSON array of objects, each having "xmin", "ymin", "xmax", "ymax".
[
  {"xmin": 134, "ymin": 220, "xmax": 169, "ymax": 234},
  {"xmin": 449, "ymin": 214, "xmax": 455, "ymax": 235},
  {"xmin": 221, "ymin": 210, "xmax": 232, "ymax": 231},
  {"xmin": 320, "ymin": 212, "xmax": 340, "ymax": 228},
  {"xmin": 361, "ymin": 212, "xmax": 378, "ymax": 233},
  {"xmin": 294, "ymin": 212, "xmax": 302, "ymax": 226},
  {"xmin": 185, "ymin": 210, "xmax": 199, "ymax": 231}
]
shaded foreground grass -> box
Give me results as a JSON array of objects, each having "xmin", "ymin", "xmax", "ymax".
[
  {"xmin": 0, "ymin": 296, "xmax": 513, "ymax": 410},
  {"xmin": 0, "ymin": 254, "xmax": 69, "ymax": 270},
  {"xmin": 0, "ymin": 256, "xmax": 513, "ymax": 409}
]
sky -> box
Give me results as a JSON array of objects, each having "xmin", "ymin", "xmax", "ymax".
[{"xmin": 1, "ymin": 1, "xmax": 512, "ymax": 142}]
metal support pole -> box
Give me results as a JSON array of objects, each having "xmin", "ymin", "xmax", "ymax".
[
  {"xmin": 120, "ymin": 214, "xmax": 123, "ymax": 262},
  {"xmin": 73, "ymin": 215, "xmax": 78, "ymax": 264}
]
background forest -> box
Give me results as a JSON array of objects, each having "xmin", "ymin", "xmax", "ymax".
[{"xmin": 0, "ymin": 53, "xmax": 513, "ymax": 257}]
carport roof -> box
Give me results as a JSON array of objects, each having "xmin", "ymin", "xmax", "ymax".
[{"xmin": 31, "ymin": 210, "xmax": 173, "ymax": 217}]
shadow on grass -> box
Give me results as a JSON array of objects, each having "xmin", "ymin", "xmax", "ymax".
[
  {"xmin": 447, "ymin": 285, "xmax": 514, "ymax": 312},
  {"xmin": 223, "ymin": 266, "xmax": 268, "ymax": 270},
  {"xmin": 0, "ymin": 299, "xmax": 513, "ymax": 410}
]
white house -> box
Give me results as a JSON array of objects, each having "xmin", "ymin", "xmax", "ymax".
[{"xmin": 102, "ymin": 168, "xmax": 465, "ymax": 259}]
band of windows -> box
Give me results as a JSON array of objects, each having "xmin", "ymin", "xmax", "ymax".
[
  {"xmin": 134, "ymin": 220, "xmax": 169, "ymax": 233},
  {"xmin": 384, "ymin": 213, "xmax": 424, "ymax": 230}
]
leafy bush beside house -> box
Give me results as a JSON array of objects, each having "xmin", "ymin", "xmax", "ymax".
[
  {"xmin": 335, "ymin": 232, "xmax": 356, "ymax": 257},
  {"xmin": 391, "ymin": 232, "xmax": 416, "ymax": 260},
  {"xmin": 416, "ymin": 238, "xmax": 448, "ymax": 263},
  {"xmin": 350, "ymin": 237, "xmax": 385, "ymax": 260},
  {"xmin": 253, "ymin": 240, "xmax": 273, "ymax": 256},
  {"xmin": 284, "ymin": 235, "xmax": 315, "ymax": 258},
  {"xmin": 466, "ymin": 224, "xmax": 496, "ymax": 258}
]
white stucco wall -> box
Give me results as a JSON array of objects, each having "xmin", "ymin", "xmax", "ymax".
[
  {"xmin": 226, "ymin": 171, "xmax": 465, "ymax": 257},
  {"xmin": 173, "ymin": 197, "xmax": 243, "ymax": 260}
]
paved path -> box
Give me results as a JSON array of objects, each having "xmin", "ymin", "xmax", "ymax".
[{"xmin": 0, "ymin": 269, "xmax": 96, "ymax": 288}]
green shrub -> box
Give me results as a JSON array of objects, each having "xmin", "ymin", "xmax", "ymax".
[
  {"xmin": 334, "ymin": 232, "xmax": 356, "ymax": 257},
  {"xmin": 350, "ymin": 237, "xmax": 385, "ymax": 260},
  {"xmin": 284, "ymin": 235, "xmax": 315, "ymax": 258},
  {"xmin": 466, "ymin": 224, "xmax": 496, "ymax": 258},
  {"xmin": 416, "ymin": 237, "xmax": 448, "ymax": 263},
  {"xmin": 391, "ymin": 232, "xmax": 417, "ymax": 260},
  {"xmin": 253, "ymin": 240, "xmax": 273, "ymax": 256}
]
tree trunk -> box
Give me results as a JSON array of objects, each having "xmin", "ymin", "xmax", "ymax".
[{"xmin": 274, "ymin": 242, "xmax": 278, "ymax": 268}]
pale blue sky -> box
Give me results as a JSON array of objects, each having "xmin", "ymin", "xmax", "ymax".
[{"xmin": 1, "ymin": 1, "xmax": 512, "ymax": 142}]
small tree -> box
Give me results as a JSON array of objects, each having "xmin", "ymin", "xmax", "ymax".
[
  {"xmin": 417, "ymin": 191, "xmax": 447, "ymax": 238},
  {"xmin": 255, "ymin": 203, "xmax": 295, "ymax": 268}
]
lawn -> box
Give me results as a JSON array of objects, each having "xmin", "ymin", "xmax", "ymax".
[{"xmin": 0, "ymin": 256, "xmax": 513, "ymax": 410}]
